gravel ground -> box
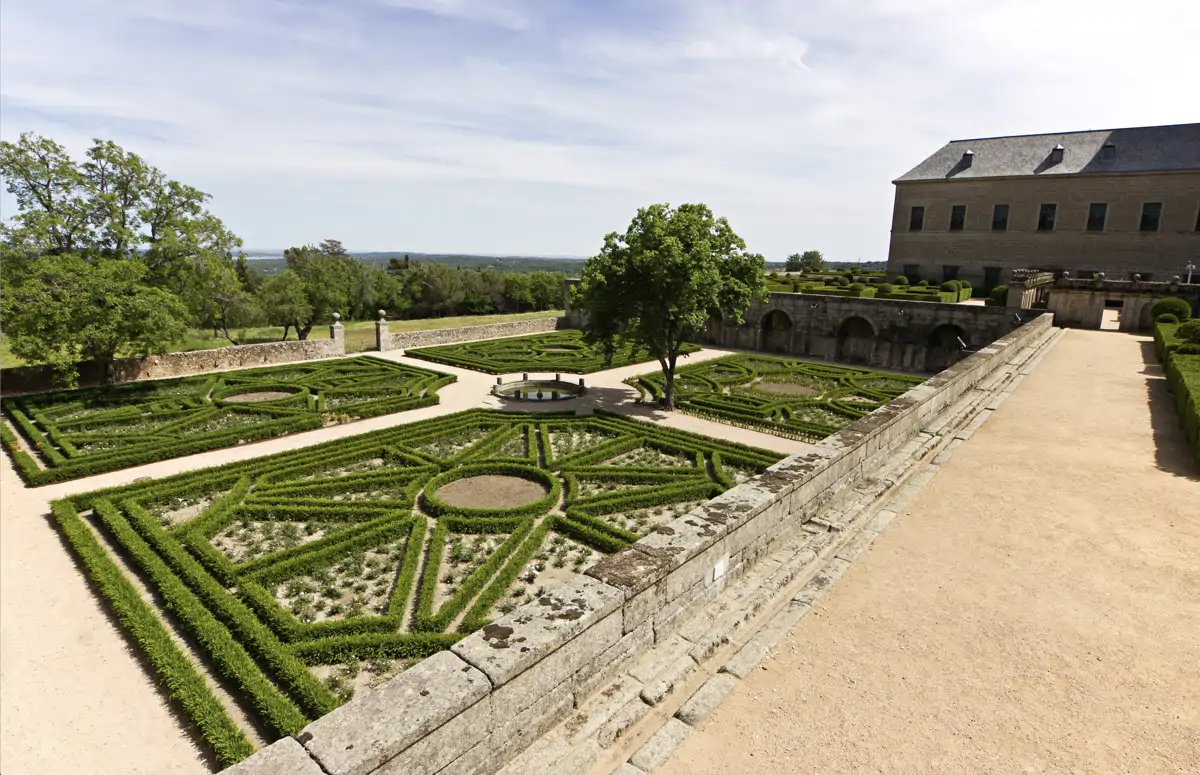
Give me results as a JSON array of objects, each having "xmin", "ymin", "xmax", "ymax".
[{"xmin": 661, "ymin": 329, "xmax": 1200, "ymax": 775}]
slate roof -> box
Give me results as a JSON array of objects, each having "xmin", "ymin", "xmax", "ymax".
[{"xmin": 895, "ymin": 123, "xmax": 1200, "ymax": 182}]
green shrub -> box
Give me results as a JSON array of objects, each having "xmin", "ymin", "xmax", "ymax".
[
  {"xmin": 959, "ymin": 279, "xmax": 972, "ymax": 290},
  {"xmin": 1179, "ymin": 320, "xmax": 1200, "ymax": 343},
  {"xmin": 985, "ymin": 285, "xmax": 1010, "ymax": 307},
  {"xmin": 1151, "ymin": 296, "xmax": 1193, "ymax": 321},
  {"xmin": 917, "ymin": 279, "xmax": 929, "ymax": 287},
  {"xmin": 835, "ymin": 276, "xmax": 850, "ymax": 287},
  {"xmin": 939, "ymin": 281, "xmax": 959, "ymax": 292},
  {"xmin": 1158, "ymin": 313, "xmax": 1180, "ymax": 324},
  {"xmin": 878, "ymin": 283, "xmax": 895, "ymax": 294},
  {"xmin": 1178, "ymin": 344, "xmax": 1200, "ymax": 355},
  {"xmin": 892, "ymin": 275, "xmax": 909, "ymax": 286}
]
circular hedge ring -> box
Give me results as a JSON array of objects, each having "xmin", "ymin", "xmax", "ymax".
[
  {"xmin": 213, "ymin": 386, "xmax": 308, "ymax": 405},
  {"xmin": 421, "ymin": 463, "xmax": 560, "ymax": 519}
]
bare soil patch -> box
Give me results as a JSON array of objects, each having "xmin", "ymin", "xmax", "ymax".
[
  {"xmin": 435, "ymin": 475, "xmax": 548, "ymax": 509},
  {"xmin": 539, "ymin": 348, "xmax": 577, "ymax": 353},
  {"xmin": 222, "ymin": 391, "xmax": 293, "ymax": 403},
  {"xmin": 752, "ymin": 381, "xmax": 818, "ymax": 397}
]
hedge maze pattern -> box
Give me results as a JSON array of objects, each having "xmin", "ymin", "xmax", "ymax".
[
  {"xmin": 52, "ymin": 408, "xmax": 781, "ymax": 765},
  {"xmin": 2, "ymin": 356, "xmax": 454, "ymax": 484},
  {"xmin": 405, "ymin": 329, "xmax": 701, "ymax": 374},
  {"xmin": 629, "ymin": 354, "xmax": 924, "ymax": 440}
]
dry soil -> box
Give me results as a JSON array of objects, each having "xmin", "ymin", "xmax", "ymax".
[{"xmin": 661, "ymin": 329, "xmax": 1200, "ymax": 775}]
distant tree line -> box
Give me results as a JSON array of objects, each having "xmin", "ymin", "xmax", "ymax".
[{"xmin": 0, "ymin": 134, "xmax": 565, "ymax": 383}]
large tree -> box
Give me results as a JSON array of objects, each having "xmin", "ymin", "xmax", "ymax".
[
  {"xmin": 279, "ymin": 245, "xmax": 352, "ymax": 339},
  {"xmin": 785, "ymin": 250, "xmax": 824, "ymax": 273},
  {"xmin": 1, "ymin": 255, "xmax": 189, "ymax": 385},
  {"xmin": 577, "ymin": 203, "xmax": 767, "ymax": 409}
]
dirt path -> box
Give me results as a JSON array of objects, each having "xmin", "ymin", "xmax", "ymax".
[{"xmin": 660, "ymin": 329, "xmax": 1200, "ymax": 775}]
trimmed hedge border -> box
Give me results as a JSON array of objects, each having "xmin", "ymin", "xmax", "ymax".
[
  {"xmin": 50, "ymin": 408, "xmax": 783, "ymax": 758},
  {"xmin": 1154, "ymin": 322, "xmax": 1200, "ymax": 468},
  {"xmin": 2, "ymin": 356, "xmax": 454, "ymax": 485}
]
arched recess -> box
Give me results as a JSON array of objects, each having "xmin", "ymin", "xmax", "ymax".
[
  {"xmin": 761, "ymin": 309, "xmax": 793, "ymax": 354},
  {"xmin": 925, "ymin": 323, "xmax": 967, "ymax": 372},
  {"xmin": 836, "ymin": 316, "xmax": 876, "ymax": 365}
]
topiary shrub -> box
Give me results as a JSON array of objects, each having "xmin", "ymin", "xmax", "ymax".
[
  {"xmin": 917, "ymin": 280, "xmax": 929, "ymax": 287},
  {"xmin": 985, "ymin": 285, "xmax": 1009, "ymax": 307},
  {"xmin": 878, "ymin": 283, "xmax": 895, "ymax": 294},
  {"xmin": 849, "ymin": 283, "xmax": 865, "ymax": 291},
  {"xmin": 791, "ymin": 280, "xmax": 800, "ymax": 292},
  {"xmin": 939, "ymin": 281, "xmax": 959, "ymax": 292},
  {"xmin": 836, "ymin": 276, "xmax": 850, "ymax": 287},
  {"xmin": 892, "ymin": 276, "xmax": 909, "ymax": 286},
  {"xmin": 1158, "ymin": 313, "xmax": 1180, "ymax": 324},
  {"xmin": 1178, "ymin": 319, "xmax": 1200, "ymax": 343},
  {"xmin": 1177, "ymin": 343, "xmax": 1200, "ymax": 355},
  {"xmin": 1151, "ymin": 296, "xmax": 1192, "ymax": 321},
  {"xmin": 959, "ymin": 279, "xmax": 972, "ymax": 290}
]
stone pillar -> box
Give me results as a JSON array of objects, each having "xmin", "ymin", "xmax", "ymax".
[
  {"xmin": 375, "ymin": 310, "xmax": 392, "ymax": 352},
  {"xmin": 330, "ymin": 313, "xmax": 345, "ymax": 353}
]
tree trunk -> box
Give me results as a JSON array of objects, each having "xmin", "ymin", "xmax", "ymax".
[
  {"xmin": 297, "ymin": 321, "xmax": 313, "ymax": 341},
  {"xmin": 280, "ymin": 323, "xmax": 291, "ymax": 341}
]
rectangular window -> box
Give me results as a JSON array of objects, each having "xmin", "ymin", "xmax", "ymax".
[
  {"xmin": 949, "ymin": 205, "xmax": 966, "ymax": 231},
  {"xmin": 909, "ymin": 206, "xmax": 925, "ymax": 231},
  {"xmin": 1140, "ymin": 202, "xmax": 1162, "ymax": 232},
  {"xmin": 902, "ymin": 264, "xmax": 920, "ymax": 281},
  {"xmin": 1037, "ymin": 203, "xmax": 1057, "ymax": 232},
  {"xmin": 983, "ymin": 266, "xmax": 1002, "ymax": 287},
  {"xmin": 1086, "ymin": 203, "xmax": 1108, "ymax": 232},
  {"xmin": 991, "ymin": 204, "xmax": 1009, "ymax": 231},
  {"xmin": 942, "ymin": 265, "xmax": 960, "ymax": 281}
]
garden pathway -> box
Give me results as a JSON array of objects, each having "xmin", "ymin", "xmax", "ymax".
[
  {"xmin": 0, "ymin": 341, "xmax": 801, "ymax": 775},
  {"xmin": 658, "ymin": 329, "xmax": 1200, "ymax": 775}
]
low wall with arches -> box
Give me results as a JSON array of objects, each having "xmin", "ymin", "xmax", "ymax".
[{"xmin": 703, "ymin": 293, "xmax": 1040, "ymax": 373}]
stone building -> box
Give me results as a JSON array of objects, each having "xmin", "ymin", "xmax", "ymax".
[{"xmin": 886, "ymin": 123, "xmax": 1200, "ymax": 288}]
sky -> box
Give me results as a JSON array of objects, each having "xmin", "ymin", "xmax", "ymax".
[{"xmin": 2, "ymin": 0, "xmax": 1198, "ymax": 262}]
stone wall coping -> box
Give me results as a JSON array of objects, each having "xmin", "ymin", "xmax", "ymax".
[
  {"xmin": 451, "ymin": 574, "xmax": 623, "ymax": 686},
  {"xmin": 299, "ymin": 650, "xmax": 490, "ymax": 775}
]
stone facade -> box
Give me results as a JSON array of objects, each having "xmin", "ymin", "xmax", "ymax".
[
  {"xmin": 226, "ymin": 313, "xmax": 1055, "ymax": 775},
  {"xmin": 701, "ymin": 293, "xmax": 1036, "ymax": 373},
  {"xmin": 0, "ymin": 337, "xmax": 344, "ymax": 396},
  {"xmin": 1046, "ymin": 277, "xmax": 1200, "ymax": 330},
  {"xmin": 886, "ymin": 172, "xmax": 1200, "ymax": 287},
  {"xmin": 389, "ymin": 317, "xmax": 565, "ymax": 351}
]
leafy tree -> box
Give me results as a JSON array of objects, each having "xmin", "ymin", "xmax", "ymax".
[
  {"xmin": 182, "ymin": 254, "xmax": 260, "ymax": 345},
  {"xmin": 1, "ymin": 255, "xmax": 188, "ymax": 385},
  {"xmin": 785, "ymin": 253, "xmax": 804, "ymax": 272},
  {"xmin": 799, "ymin": 250, "xmax": 825, "ymax": 272},
  {"xmin": 318, "ymin": 238, "xmax": 348, "ymax": 257},
  {"xmin": 257, "ymin": 270, "xmax": 313, "ymax": 340},
  {"xmin": 280, "ymin": 245, "xmax": 352, "ymax": 339},
  {"xmin": 577, "ymin": 203, "xmax": 766, "ymax": 409}
]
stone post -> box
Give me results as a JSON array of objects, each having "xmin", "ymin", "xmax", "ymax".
[
  {"xmin": 375, "ymin": 310, "xmax": 392, "ymax": 352},
  {"xmin": 330, "ymin": 313, "xmax": 345, "ymax": 353}
]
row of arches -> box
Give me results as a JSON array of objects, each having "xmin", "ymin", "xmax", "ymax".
[{"xmin": 759, "ymin": 310, "xmax": 968, "ymax": 372}]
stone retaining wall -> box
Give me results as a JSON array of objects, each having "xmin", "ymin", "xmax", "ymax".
[
  {"xmin": 0, "ymin": 337, "xmax": 344, "ymax": 396},
  {"xmin": 386, "ymin": 317, "xmax": 566, "ymax": 351},
  {"xmin": 229, "ymin": 313, "xmax": 1056, "ymax": 775}
]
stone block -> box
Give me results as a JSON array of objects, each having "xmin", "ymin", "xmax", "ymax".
[
  {"xmin": 452, "ymin": 574, "xmax": 622, "ymax": 687},
  {"xmin": 630, "ymin": 718, "xmax": 692, "ymax": 772},
  {"xmin": 562, "ymin": 674, "xmax": 644, "ymax": 745},
  {"xmin": 793, "ymin": 558, "xmax": 850, "ymax": 607},
  {"xmin": 627, "ymin": 634, "xmax": 694, "ymax": 683},
  {"xmin": 639, "ymin": 654, "xmax": 698, "ymax": 706},
  {"xmin": 865, "ymin": 509, "xmax": 897, "ymax": 533},
  {"xmin": 675, "ymin": 673, "xmax": 739, "ymax": 727},
  {"xmin": 614, "ymin": 764, "xmax": 648, "ymax": 775},
  {"xmin": 834, "ymin": 528, "xmax": 878, "ymax": 563},
  {"xmin": 595, "ymin": 696, "xmax": 652, "ymax": 748},
  {"xmin": 721, "ymin": 601, "xmax": 811, "ymax": 679},
  {"xmin": 573, "ymin": 620, "xmax": 653, "ymax": 701},
  {"xmin": 300, "ymin": 650, "xmax": 490, "ymax": 775},
  {"xmin": 586, "ymin": 547, "xmax": 675, "ymax": 633},
  {"xmin": 222, "ymin": 738, "xmax": 323, "ymax": 775},
  {"xmin": 434, "ymin": 679, "xmax": 574, "ymax": 775}
]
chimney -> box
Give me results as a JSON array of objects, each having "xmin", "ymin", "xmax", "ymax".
[
  {"xmin": 1049, "ymin": 144, "xmax": 1064, "ymax": 164},
  {"xmin": 961, "ymin": 149, "xmax": 974, "ymax": 168}
]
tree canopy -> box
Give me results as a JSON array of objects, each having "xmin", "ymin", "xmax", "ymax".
[
  {"xmin": 786, "ymin": 250, "xmax": 825, "ymax": 273},
  {"xmin": 577, "ymin": 203, "xmax": 767, "ymax": 409}
]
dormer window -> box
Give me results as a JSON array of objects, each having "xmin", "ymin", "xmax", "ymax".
[
  {"xmin": 1099, "ymin": 143, "xmax": 1116, "ymax": 161},
  {"xmin": 961, "ymin": 150, "xmax": 974, "ymax": 168},
  {"xmin": 1049, "ymin": 144, "xmax": 1064, "ymax": 165}
]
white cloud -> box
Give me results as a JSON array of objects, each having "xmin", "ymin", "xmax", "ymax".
[{"xmin": 2, "ymin": 0, "xmax": 1198, "ymax": 258}]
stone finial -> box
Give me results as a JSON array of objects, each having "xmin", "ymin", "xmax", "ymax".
[
  {"xmin": 332, "ymin": 312, "xmax": 341, "ymax": 322},
  {"xmin": 378, "ymin": 309, "xmax": 387, "ymax": 320},
  {"xmin": 1095, "ymin": 272, "xmax": 1105, "ymax": 281},
  {"xmin": 1060, "ymin": 271, "xmax": 1070, "ymax": 279},
  {"xmin": 1173, "ymin": 276, "xmax": 1181, "ymax": 284},
  {"xmin": 1133, "ymin": 274, "xmax": 1141, "ymax": 282}
]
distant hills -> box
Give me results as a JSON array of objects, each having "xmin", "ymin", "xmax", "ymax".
[{"xmin": 243, "ymin": 251, "xmax": 886, "ymax": 276}]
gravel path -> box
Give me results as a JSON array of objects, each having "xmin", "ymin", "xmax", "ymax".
[{"xmin": 660, "ymin": 329, "xmax": 1200, "ymax": 775}]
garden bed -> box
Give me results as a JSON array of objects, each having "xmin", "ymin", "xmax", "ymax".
[
  {"xmin": 48, "ymin": 408, "xmax": 782, "ymax": 766},
  {"xmin": 1, "ymin": 356, "xmax": 455, "ymax": 485},
  {"xmin": 405, "ymin": 329, "xmax": 700, "ymax": 374},
  {"xmin": 627, "ymin": 353, "xmax": 925, "ymax": 440}
]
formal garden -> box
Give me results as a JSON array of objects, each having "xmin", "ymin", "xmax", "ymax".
[
  {"xmin": 766, "ymin": 272, "xmax": 975, "ymax": 303},
  {"xmin": 628, "ymin": 353, "xmax": 924, "ymax": 440},
  {"xmin": 50, "ymin": 408, "xmax": 780, "ymax": 765},
  {"xmin": 405, "ymin": 329, "xmax": 700, "ymax": 374},
  {"xmin": 1152, "ymin": 297, "xmax": 1200, "ymax": 467},
  {"xmin": 1, "ymin": 356, "xmax": 454, "ymax": 485}
]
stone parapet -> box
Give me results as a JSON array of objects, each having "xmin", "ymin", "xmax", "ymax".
[
  {"xmin": 389, "ymin": 317, "xmax": 566, "ymax": 351},
  {"xmin": 224, "ymin": 313, "xmax": 1055, "ymax": 775}
]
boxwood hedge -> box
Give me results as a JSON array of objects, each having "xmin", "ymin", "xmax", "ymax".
[
  {"xmin": 2, "ymin": 356, "xmax": 455, "ymax": 485},
  {"xmin": 50, "ymin": 408, "xmax": 782, "ymax": 760}
]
